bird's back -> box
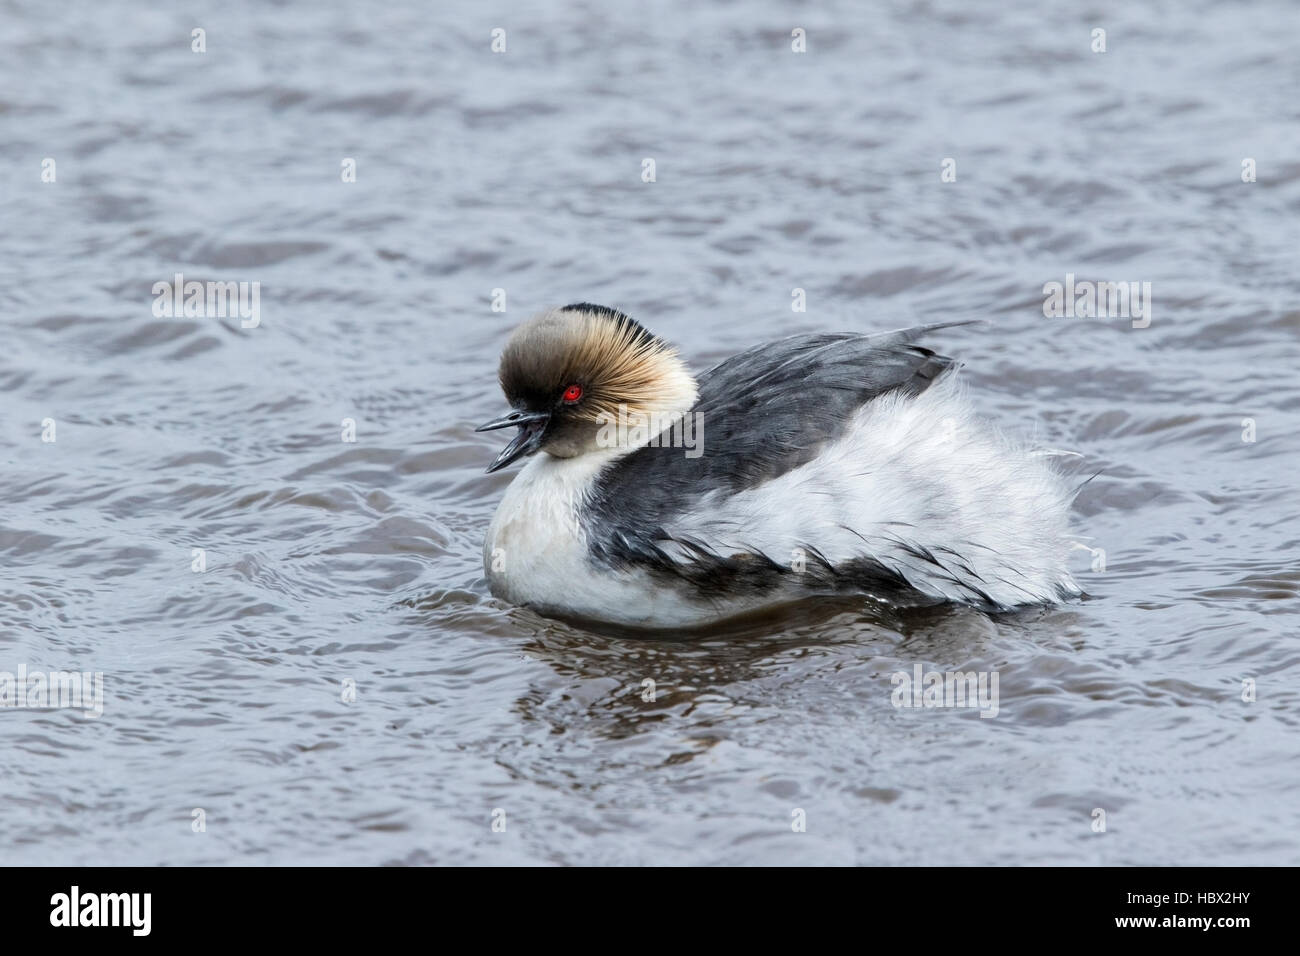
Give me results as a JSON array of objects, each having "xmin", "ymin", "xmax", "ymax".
[{"xmin": 580, "ymin": 327, "xmax": 1080, "ymax": 615}]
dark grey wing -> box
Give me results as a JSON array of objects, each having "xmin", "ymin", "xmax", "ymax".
[
  {"xmin": 855, "ymin": 318, "xmax": 986, "ymax": 349},
  {"xmin": 667, "ymin": 332, "xmax": 955, "ymax": 493},
  {"xmin": 585, "ymin": 326, "xmax": 963, "ymax": 525}
]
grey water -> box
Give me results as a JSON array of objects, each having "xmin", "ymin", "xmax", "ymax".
[{"xmin": 2, "ymin": 0, "xmax": 1298, "ymax": 865}]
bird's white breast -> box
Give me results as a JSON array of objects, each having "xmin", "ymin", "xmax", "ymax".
[
  {"xmin": 484, "ymin": 453, "xmax": 595, "ymax": 605},
  {"xmin": 483, "ymin": 450, "xmax": 765, "ymax": 627}
]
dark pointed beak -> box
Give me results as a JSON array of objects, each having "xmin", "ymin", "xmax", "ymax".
[{"xmin": 476, "ymin": 409, "xmax": 551, "ymax": 473}]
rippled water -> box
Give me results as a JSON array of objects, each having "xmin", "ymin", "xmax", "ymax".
[{"xmin": 3, "ymin": 0, "xmax": 1298, "ymax": 865}]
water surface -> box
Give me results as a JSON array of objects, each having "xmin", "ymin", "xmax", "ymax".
[{"xmin": 2, "ymin": 0, "xmax": 1298, "ymax": 864}]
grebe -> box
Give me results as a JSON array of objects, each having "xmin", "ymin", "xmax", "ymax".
[{"xmin": 478, "ymin": 304, "xmax": 1080, "ymax": 628}]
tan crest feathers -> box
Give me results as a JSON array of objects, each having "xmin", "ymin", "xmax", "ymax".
[{"xmin": 498, "ymin": 306, "xmax": 698, "ymax": 426}]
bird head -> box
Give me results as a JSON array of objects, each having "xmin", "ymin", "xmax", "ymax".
[{"xmin": 477, "ymin": 304, "xmax": 698, "ymax": 472}]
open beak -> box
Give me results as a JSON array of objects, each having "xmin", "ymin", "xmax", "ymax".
[{"xmin": 476, "ymin": 409, "xmax": 551, "ymax": 473}]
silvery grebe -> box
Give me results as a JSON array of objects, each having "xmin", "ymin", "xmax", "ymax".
[{"xmin": 477, "ymin": 304, "xmax": 1080, "ymax": 628}]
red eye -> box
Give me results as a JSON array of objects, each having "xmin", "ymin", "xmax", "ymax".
[{"xmin": 562, "ymin": 383, "xmax": 583, "ymax": 403}]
